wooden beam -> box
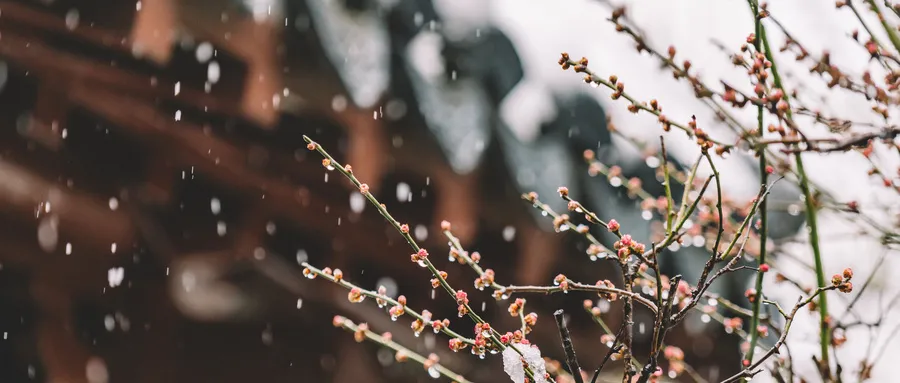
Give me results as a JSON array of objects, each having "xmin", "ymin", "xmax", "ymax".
[
  {"xmin": 66, "ymin": 84, "xmax": 394, "ymax": 262},
  {"xmin": 0, "ymin": 159, "xmax": 135, "ymax": 259},
  {"xmin": 21, "ymin": 74, "xmax": 70, "ymax": 151},
  {"xmin": 129, "ymin": 0, "xmax": 176, "ymax": 64},
  {"xmin": 0, "ymin": 1, "xmax": 134, "ymax": 56},
  {"xmin": 0, "ymin": 31, "xmax": 242, "ymax": 119}
]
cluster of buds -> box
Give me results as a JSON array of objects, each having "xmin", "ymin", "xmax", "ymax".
[
  {"xmin": 586, "ymin": 244, "xmax": 606, "ymax": 259},
  {"xmin": 664, "ymin": 346, "xmax": 686, "ymax": 377},
  {"xmin": 448, "ymin": 338, "xmax": 468, "ymax": 352},
  {"xmin": 721, "ymin": 84, "xmax": 748, "ymax": 108},
  {"xmin": 688, "ymin": 116, "xmax": 714, "ymax": 150},
  {"xmin": 552, "ymin": 214, "xmax": 570, "ymax": 232},
  {"xmin": 554, "ymin": 274, "xmax": 570, "ymax": 292},
  {"xmin": 831, "ymin": 268, "xmax": 854, "ymax": 293},
  {"xmin": 472, "ymin": 323, "xmax": 495, "ymax": 356},
  {"xmin": 410, "ymin": 248, "xmax": 429, "ymax": 264},
  {"xmin": 611, "ymin": 81, "xmax": 625, "ymax": 100},
  {"xmin": 600, "ymin": 333, "xmax": 616, "ymax": 346},
  {"xmin": 508, "ymin": 298, "xmax": 526, "ymax": 317},
  {"xmin": 353, "ymin": 323, "xmax": 369, "ymax": 343},
  {"xmin": 613, "ymin": 234, "xmax": 646, "ymax": 262},
  {"xmin": 745, "ymin": 288, "xmax": 758, "ymax": 303},
  {"xmin": 302, "ymin": 267, "xmax": 316, "ymax": 279},
  {"xmin": 723, "ymin": 317, "xmax": 743, "ymax": 334},
  {"xmin": 474, "ymin": 269, "xmax": 495, "ymax": 290},
  {"xmin": 558, "ymin": 52, "xmax": 572, "ymax": 70},
  {"xmin": 410, "ymin": 318, "xmax": 425, "ymax": 336},
  {"xmin": 347, "ymin": 287, "xmax": 365, "ymax": 303},
  {"xmin": 422, "ymin": 353, "xmax": 440, "ymax": 371},
  {"xmin": 431, "ymin": 271, "xmax": 448, "ymax": 289},
  {"xmin": 375, "ymin": 286, "xmax": 388, "ymax": 307},
  {"xmin": 625, "ymin": 177, "xmax": 642, "ymax": 197},
  {"xmin": 448, "ymin": 248, "xmax": 463, "ymax": 263},
  {"xmin": 595, "ymin": 280, "xmax": 619, "ymax": 301},
  {"xmin": 456, "ymin": 290, "xmax": 470, "ymax": 317},
  {"xmin": 431, "ymin": 318, "xmax": 451, "ymax": 334},
  {"xmin": 523, "ymin": 313, "xmax": 538, "ymax": 334},
  {"xmin": 388, "ymin": 295, "xmax": 407, "ymax": 320},
  {"xmin": 675, "ymin": 280, "xmax": 692, "ymax": 300},
  {"xmin": 607, "ymin": 219, "xmax": 621, "ymax": 233}
]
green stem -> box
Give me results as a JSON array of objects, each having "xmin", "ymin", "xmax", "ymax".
[
  {"xmin": 745, "ymin": 0, "xmax": 770, "ymax": 373},
  {"xmin": 660, "ymin": 137, "xmax": 676, "ymax": 235},
  {"xmin": 752, "ymin": 10, "xmax": 831, "ymax": 372}
]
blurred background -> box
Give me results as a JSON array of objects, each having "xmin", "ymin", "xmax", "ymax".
[{"xmin": 0, "ymin": 0, "xmax": 896, "ymax": 382}]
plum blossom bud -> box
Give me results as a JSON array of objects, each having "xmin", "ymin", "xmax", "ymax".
[
  {"xmin": 843, "ymin": 268, "xmax": 853, "ymax": 280},
  {"xmin": 745, "ymin": 288, "xmax": 757, "ymax": 303},
  {"xmin": 400, "ymin": 224, "xmax": 409, "ymax": 233},
  {"xmin": 359, "ymin": 183, "xmax": 370, "ymax": 194},
  {"xmin": 839, "ymin": 282, "xmax": 853, "ymax": 293},
  {"xmin": 832, "ymin": 274, "xmax": 843, "ymax": 286},
  {"xmin": 411, "ymin": 248, "xmax": 429, "ymax": 263},
  {"xmin": 509, "ymin": 298, "xmax": 526, "ymax": 317},
  {"xmin": 348, "ymin": 287, "xmax": 365, "ymax": 303},
  {"xmin": 389, "ymin": 305, "xmax": 404, "ymax": 318},
  {"xmin": 554, "ymin": 274, "xmax": 567, "ymax": 285},
  {"xmin": 354, "ymin": 323, "xmax": 369, "ymax": 342},
  {"xmin": 306, "ymin": 142, "xmax": 317, "ymax": 150},
  {"xmin": 423, "ymin": 353, "xmax": 439, "ymax": 370},
  {"xmin": 455, "ymin": 290, "xmax": 469, "ymax": 305},
  {"xmin": 607, "ymin": 219, "xmax": 620, "ymax": 232},
  {"xmin": 449, "ymin": 338, "xmax": 467, "ymax": 352},
  {"xmin": 441, "ymin": 220, "xmax": 452, "ymax": 231}
]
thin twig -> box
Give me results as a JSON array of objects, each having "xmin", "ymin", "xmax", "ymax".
[{"xmin": 555, "ymin": 310, "xmax": 585, "ymax": 383}]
